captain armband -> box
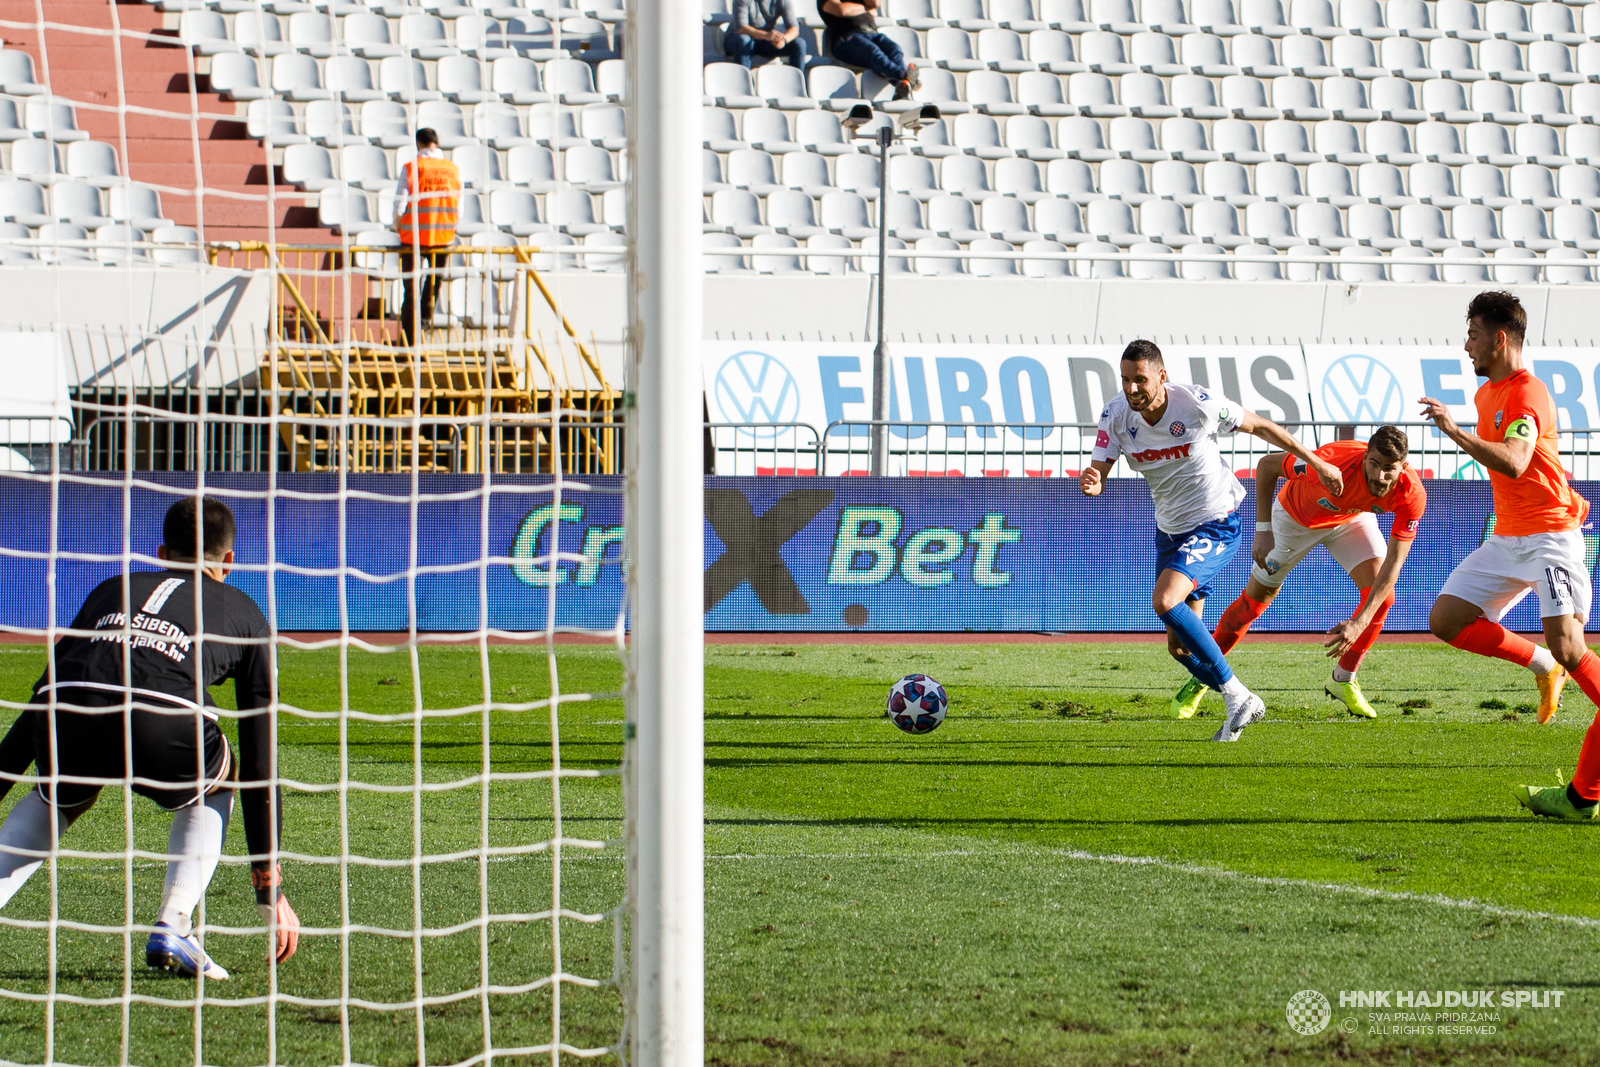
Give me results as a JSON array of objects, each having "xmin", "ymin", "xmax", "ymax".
[{"xmin": 1503, "ymin": 417, "xmax": 1536, "ymax": 442}]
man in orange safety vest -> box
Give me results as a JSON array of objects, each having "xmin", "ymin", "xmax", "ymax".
[{"xmin": 392, "ymin": 127, "xmax": 461, "ymax": 345}]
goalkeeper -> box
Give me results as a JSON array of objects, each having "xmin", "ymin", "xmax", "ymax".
[{"xmin": 0, "ymin": 496, "xmax": 298, "ymax": 979}]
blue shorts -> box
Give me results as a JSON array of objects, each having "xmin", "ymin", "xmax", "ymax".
[{"xmin": 1154, "ymin": 511, "xmax": 1242, "ymax": 601}]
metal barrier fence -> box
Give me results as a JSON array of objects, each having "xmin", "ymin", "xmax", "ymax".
[{"xmin": 801, "ymin": 420, "xmax": 1600, "ymax": 479}]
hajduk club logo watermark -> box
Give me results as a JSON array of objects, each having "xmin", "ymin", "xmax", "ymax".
[{"xmin": 1286, "ymin": 990, "xmax": 1332, "ymax": 1035}]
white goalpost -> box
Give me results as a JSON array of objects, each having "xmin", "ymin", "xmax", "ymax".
[
  {"xmin": 0, "ymin": 0, "xmax": 704, "ymax": 1060},
  {"xmin": 623, "ymin": 1, "xmax": 706, "ymax": 1063}
]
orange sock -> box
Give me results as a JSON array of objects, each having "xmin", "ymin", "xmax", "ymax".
[
  {"xmin": 1213, "ymin": 592, "xmax": 1268, "ymax": 656},
  {"xmin": 1445, "ymin": 617, "xmax": 1538, "ymax": 668},
  {"xmin": 1337, "ymin": 587, "xmax": 1395, "ymax": 674},
  {"xmin": 1567, "ymin": 653, "xmax": 1600, "ymax": 802}
]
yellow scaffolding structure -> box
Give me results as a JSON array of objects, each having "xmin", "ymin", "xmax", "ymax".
[{"xmin": 211, "ymin": 242, "xmax": 620, "ymax": 474}]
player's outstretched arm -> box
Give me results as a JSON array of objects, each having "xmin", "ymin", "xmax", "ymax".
[
  {"xmin": 234, "ymin": 630, "xmax": 299, "ymax": 964},
  {"xmin": 1080, "ymin": 459, "xmax": 1113, "ymax": 497},
  {"xmin": 1418, "ymin": 396, "xmax": 1535, "ymax": 478},
  {"xmin": 1233, "ymin": 412, "xmax": 1342, "ymax": 496},
  {"xmin": 1252, "ymin": 453, "xmax": 1288, "ymax": 569},
  {"xmin": 1325, "ymin": 537, "xmax": 1414, "ymax": 657}
]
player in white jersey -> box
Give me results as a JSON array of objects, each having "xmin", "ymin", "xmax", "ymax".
[{"xmin": 1081, "ymin": 340, "xmax": 1344, "ymax": 741}]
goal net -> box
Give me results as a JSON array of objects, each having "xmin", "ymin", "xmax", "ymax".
[{"xmin": 0, "ymin": 0, "xmax": 704, "ymax": 1062}]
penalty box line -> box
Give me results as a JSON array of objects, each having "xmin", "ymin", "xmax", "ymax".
[{"xmin": 708, "ymin": 844, "xmax": 1600, "ymax": 930}]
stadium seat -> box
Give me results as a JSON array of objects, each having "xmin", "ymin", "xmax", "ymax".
[
  {"xmin": 0, "ymin": 50, "xmax": 43, "ymax": 97},
  {"xmin": 1509, "ymin": 164, "xmax": 1563, "ymax": 209},
  {"xmin": 1356, "ymin": 162, "xmax": 1411, "ymax": 207},
  {"xmin": 794, "ymin": 111, "xmax": 854, "ymax": 157},
  {"xmin": 749, "ymin": 232, "xmax": 806, "ymax": 275},
  {"xmin": 1415, "ymin": 122, "xmax": 1471, "ymax": 166},
  {"xmin": 506, "ymin": 144, "xmax": 557, "ymax": 190},
  {"xmin": 1203, "ymin": 159, "xmax": 1256, "ymax": 203},
  {"xmin": 1183, "ymin": 32, "xmax": 1239, "ymax": 76},
  {"xmin": 1019, "ymin": 237, "xmax": 1068, "ymax": 275},
  {"xmin": 1214, "ymin": 119, "xmax": 1269, "ymax": 163},
  {"xmin": 284, "ymin": 143, "xmax": 340, "ymax": 191},
  {"xmin": 1272, "ymin": 75, "xmax": 1328, "ymax": 120},
  {"xmin": 1109, "ymin": 117, "xmax": 1166, "ymax": 162},
  {"xmin": 820, "ymin": 192, "xmax": 875, "ymax": 240},
  {"xmin": 1129, "ymin": 31, "xmax": 1184, "ymax": 76},
  {"xmin": 1029, "ymin": 30, "xmax": 1084, "ymax": 74},
  {"xmin": 1127, "ymin": 240, "xmax": 1177, "ymax": 279},
  {"xmin": 1544, "ymin": 246, "xmax": 1594, "ymax": 284},
  {"xmin": 35, "ymin": 222, "xmax": 94, "ymax": 263},
  {"xmin": 317, "ymin": 183, "xmax": 374, "ymax": 233},
  {"xmin": 235, "ymin": 12, "xmax": 291, "ymax": 56},
  {"xmin": 978, "ymin": 28, "xmax": 1037, "ymax": 73},
  {"xmin": 704, "ymin": 63, "xmax": 760, "ymax": 109},
  {"xmin": 778, "ymin": 153, "xmax": 832, "ymax": 200},
  {"xmin": 912, "ymin": 235, "xmax": 963, "ymax": 275},
  {"xmin": 1086, "ymin": 198, "xmax": 1140, "ymax": 245},
  {"xmin": 1100, "ymin": 158, "xmax": 1154, "ymax": 202},
  {"xmin": 983, "ymin": 195, "xmax": 1040, "ymax": 242},
  {"xmin": 1245, "ymin": 199, "xmax": 1300, "ymax": 246},
  {"xmin": 1428, "ymin": 39, "xmax": 1480, "ymax": 82},
  {"xmin": 1255, "ymin": 159, "xmax": 1308, "ymax": 203},
  {"xmin": 1054, "ymin": 116, "xmax": 1114, "ymax": 161},
  {"xmin": 1451, "ymin": 203, "xmax": 1509, "ymax": 249},
  {"xmin": 273, "ymin": 54, "xmax": 331, "ymax": 101},
  {"xmin": 743, "ymin": 109, "xmax": 800, "ymax": 153},
  {"xmin": 91, "ymin": 224, "xmax": 148, "ymax": 265},
  {"xmin": 1296, "ymin": 201, "xmax": 1351, "ymax": 247},
  {"xmin": 701, "ymin": 232, "xmax": 745, "ymax": 274},
  {"xmin": 50, "ymin": 182, "xmax": 107, "ymax": 228},
  {"xmin": 9, "ymin": 140, "xmax": 58, "ymax": 181},
  {"xmin": 1172, "ymin": 75, "xmax": 1227, "ymax": 118},
  {"xmin": 1398, "ymin": 203, "xmax": 1455, "ymax": 250},
  {"xmin": 304, "ymin": 101, "xmax": 360, "ymax": 146},
  {"xmin": 1015, "ymin": 71, "xmax": 1073, "ymax": 116},
  {"xmin": 1194, "ymin": 199, "xmax": 1249, "ymax": 247},
  {"xmin": 180, "ymin": 11, "xmax": 237, "ymax": 54},
  {"xmin": 0, "ymin": 179, "xmax": 51, "ymax": 228},
  {"xmin": 380, "ymin": 57, "xmax": 441, "ymax": 102},
  {"xmin": 1472, "ymin": 82, "xmax": 1526, "ymax": 125},
  {"xmin": 808, "ymin": 67, "xmax": 865, "ymax": 112},
  {"xmin": 1386, "ymin": 245, "xmax": 1436, "ymax": 282},
  {"xmin": 1502, "ymin": 204, "xmax": 1559, "ymax": 251},
  {"xmin": 995, "ymin": 0, "xmax": 1049, "ymax": 31},
  {"xmin": 727, "ymin": 149, "xmax": 781, "ymax": 195},
  {"xmin": 1260, "ymin": 119, "xmax": 1315, "ymax": 163},
  {"xmin": 454, "ymin": 189, "xmax": 491, "ymax": 234},
  {"xmin": 247, "ymin": 99, "xmax": 306, "ymax": 145},
  {"xmin": 1493, "ymin": 245, "xmax": 1540, "ymax": 282},
  {"xmin": 326, "ymin": 56, "xmax": 386, "ymax": 102},
  {"xmin": 941, "ymin": 155, "xmax": 996, "ymax": 199},
  {"xmin": 25, "ymin": 99, "xmax": 89, "ymax": 143},
  {"xmin": 755, "ymin": 63, "xmax": 811, "ymax": 111},
  {"xmin": 1313, "ymin": 120, "xmax": 1371, "ymax": 164},
  {"xmin": 1044, "ymin": 158, "xmax": 1099, "ymax": 202},
  {"xmin": 1553, "ymin": 205, "xmax": 1600, "ymax": 252},
  {"xmin": 928, "ymin": 27, "xmax": 984, "ymax": 72},
  {"xmin": 1560, "ymin": 164, "xmax": 1600, "ymax": 208},
  {"xmin": 417, "ymin": 101, "xmax": 475, "ymax": 147},
  {"xmin": 883, "ymin": 194, "xmax": 933, "ymax": 240},
  {"xmin": 1441, "ymin": 245, "xmax": 1490, "ymax": 282},
  {"xmin": 1034, "ymin": 196, "xmax": 1089, "ymax": 243},
  {"xmin": 1461, "ymin": 163, "xmax": 1517, "ymax": 207},
  {"xmin": 488, "ymin": 187, "xmax": 547, "ymax": 235},
  {"xmin": 966, "ymin": 70, "xmax": 1026, "ymax": 115},
  {"xmin": 1348, "ymin": 202, "xmax": 1405, "ymax": 249},
  {"xmin": 708, "ymin": 188, "xmax": 770, "ymax": 238},
  {"xmin": 928, "ymin": 194, "xmax": 988, "ymax": 241},
  {"xmin": 452, "ymin": 143, "xmax": 501, "ymax": 187},
  {"xmin": 110, "ymin": 184, "xmax": 168, "ymax": 232},
  {"xmin": 836, "ymin": 153, "xmax": 881, "ymax": 198},
  {"xmin": 287, "ymin": 12, "xmax": 337, "ymax": 57},
  {"xmin": 1079, "ymin": 32, "xmax": 1133, "ymax": 77},
  {"xmin": 436, "ymin": 56, "xmax": 495, "ymax": 103},
  {"xmin": 1153, "ymin": 158, "xmax": 1206, "ymax": 203},
  {"xmin": 63, "ymin": 142, "xmax": 120, "ymax": 190},
  {"xmin": 1366, "ymin": 122, "xmax": 1420, "ymax": 166},
  {"xmin": 1221, "ymin": 75, "xmax": 1279, "ymax": 121},
  {"xmin": 1140, "ymin": 197, "xmax": 1197, "ymax": 245},
  {"xmin": 1281, "ymin": 34, "xmax": 1335, "ymax": 78}
]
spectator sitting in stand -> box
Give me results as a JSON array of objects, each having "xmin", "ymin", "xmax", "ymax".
[
  {"xmin": 725, "ymin": 0, "xmax": 810, "ymax": 69},
  {"xmin": 820, "ymin": 0, "xmax": 920, "ymax": 100}
]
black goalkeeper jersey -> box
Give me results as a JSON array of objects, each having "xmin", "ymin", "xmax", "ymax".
[{"xmin": 20, "ymin": 569, "xmax": 282, "ymax": 877}]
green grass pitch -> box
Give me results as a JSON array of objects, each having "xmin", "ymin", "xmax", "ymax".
[{"xmin": 1, "ymin": 639, "xmax": 1600, "ymax": 1066}]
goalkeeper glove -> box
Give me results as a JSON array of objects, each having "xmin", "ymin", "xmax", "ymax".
[{"xmin": 253, "ymin": 864, "xmax": 300, "ymax": 964}]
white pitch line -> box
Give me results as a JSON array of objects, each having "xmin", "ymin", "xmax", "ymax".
[{"xmin": 708, "ymin": 844, "xmax": 1600, "ymax": 929}]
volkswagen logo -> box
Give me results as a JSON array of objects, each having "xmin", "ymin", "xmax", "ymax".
[
  {"xmin": 712, "ymin": 350, "xmax": 801, "ymax": 439},
  {"xmin": 1321, "ymin": 354, "xmax": 1404, "ymax": 424}
]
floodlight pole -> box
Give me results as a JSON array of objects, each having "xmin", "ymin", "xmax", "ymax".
[
  {"xmin": 625, "ymin": 0, "xmax": 704, "ymax": 1064},
  {"xmin": 870, "ymin": 124, "xmax": 892, "ymax": 476}
]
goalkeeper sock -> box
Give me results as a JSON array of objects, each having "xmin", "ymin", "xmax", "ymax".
[
  {"xmin": 158, "ymin": 789, "xmax": 233, "ymax": 936},
  {"xmin": 1159, "ymin": 602, "xmax": 1234, "ymax": 691},
  {"xmin": 1213, "ymin": 592, "xmax": 1268, "ymax": 656},
  {"xmin": 1336, "ymin": 587, "xmax": 1395, "ymax": 676},
  {"xmin": 1565, "ymin": 654, "xmax": 1600, "ymax": 803},
  {"xmin": 1446, "ymin": 618, "xmax": 1538, "ymax": 668},
  {"xmin": 0, "ymin": 791, "xmax": 86, "ymax": 910}
]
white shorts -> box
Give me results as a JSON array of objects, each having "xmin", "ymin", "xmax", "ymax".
[
  {"xmin": 1439, "ymin": 529, "xmax": 1592, "ymax": 623},
  {"xmin": 1250, "ymin": 498, "xmax": 1386, "ymax": 589}
]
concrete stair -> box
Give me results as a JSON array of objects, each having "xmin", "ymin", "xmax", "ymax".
[{"xmin": 0, "ymin": 0, "xmax": 329, "ymax": 244}]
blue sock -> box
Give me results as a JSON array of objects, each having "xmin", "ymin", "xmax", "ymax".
[{"xmin": 1159, "ymin": 603, "xmax": 1235, "ymax": 690}]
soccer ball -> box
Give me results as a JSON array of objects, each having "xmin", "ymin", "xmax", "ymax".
[{"xmin": 887, "ymin": 674, "xmax": 948, "ymax": 735}]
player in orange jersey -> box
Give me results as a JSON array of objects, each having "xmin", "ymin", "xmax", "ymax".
[
  {"xmin": 1169, "ymin": 426, "xmax": 1427, "ymax": 720},
  {"xmin": 1420, "ymin": 292, "xmax": 1598, "ymax": 820}
]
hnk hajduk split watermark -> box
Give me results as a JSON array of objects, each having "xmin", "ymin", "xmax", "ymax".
[{"xmin": 1286, "ymin": 989, "xmax": 1567, "ymax": 1037}]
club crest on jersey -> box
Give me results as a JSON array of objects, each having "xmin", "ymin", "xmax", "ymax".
[
  {"xmin": 1495, "ymin": 409, "xmax": 1504, "ymax": 429},
  {"xmin": 1317, "ymin": 497, "xmax": 1338, "ymax": 512},
  {"xmin": 1169, "ymin": 421, "xmax": 1186, "ymax": 437}
]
